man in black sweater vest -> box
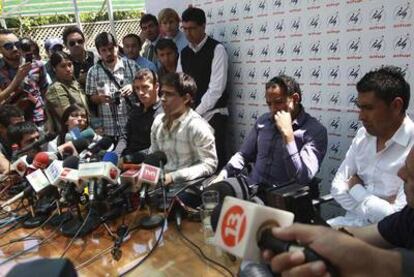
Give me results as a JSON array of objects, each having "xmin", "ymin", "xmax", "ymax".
[{"xmin": 178, "ymin": 7, "xmax": 229, "ymax": 171}]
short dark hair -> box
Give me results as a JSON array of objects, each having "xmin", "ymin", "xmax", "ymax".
[
  {"xmin": 0, "ymin": 104, "xmax": 24, "ymax": 127},
  {"xmin": 134, "ymin": 68, "xmax": 158, "ymax": 85},
  {"xmin": 0, "ymin": 29, "xmax": 14, "ymax": 36},
  {"xmin": 160, "ymin": 72, "xmax": 197, "ymax": 103},
  {"xmin": 357, "ymin": 66, "xmax": 410, "ymax": 113},
  {"xmin": 123, "ymin": 33, "xmax": 141, "ymax": 47},
  {"xmin": 50, "ymin": 51, "xmax": 71, "ymax": 68},
  {"xmin": 265, "ymin": 75, "xmax": 302, "ymax": 102},
  {"xmin": 155, "ymin": 38, "xmax": 178, "ymax": 55},
  {"xmin": 62, "ymin": 25, "xmax": 85, "ymax": 46},
  {"xmin": 95, "ymin": 32, "xmax": 117, "ymax": 50},
  {"xmin": 140, "ymin": 14, "xmax": 158, "ymax": 27},
  {"xmin": 7, "ymin": 121, "xmax": 38, "ymax": 146},
  {"xmin": 182, "ymin": 7, "xmax": 206, "ymax": 25}
]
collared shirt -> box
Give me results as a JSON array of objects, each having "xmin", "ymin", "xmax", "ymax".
[
  {"xmin": 149, "ymin": 109, "xmax": 218, "ymax": 184},
  {"xmin": 177, "ymin": 34, "xmax": 229, "ymax": 121},
  {"xmin": 171, "ymin": 31, "xmax": 188, "ymax": 53},
  {"xmin": 85, "ymin": 57, "xmax": 140, "ymax": 137},
  {"xmin": 329, "ymin": 116, "xmax": 414, "ymax": 227},
  {"xmin": 141, "ymin": 36, "xmax": 160, "ymax": 66},
  {"xmin": 46, "ymin": 79, "xmax": 89, "ymax": 132},
  {"xmin": 0, "ymin": 58, "xmax": 49, "ymax": 123},
  {"xmin": 124, "ymin": 100, "xmax": 163, "ymax": 155},
  {"xmin": 133, "ymin": 56, "xmax": 157, "ymax": 72},
  {"xmin": 224, "ymin": 108, "xmax": 328, "ymax": 186}
]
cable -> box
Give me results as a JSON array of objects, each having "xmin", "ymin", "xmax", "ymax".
[
  {"xmin": 0, "ymin": 209, "xmax": 58, "ymax": 248},
  {"xmin": 176, "ymin": 225, "xmax": 234, "ymax": 277},
  {"xmin": 59, "ymin": 208, "xmax": 92, "ymax": 258},
  {"xmin": 119, "ymin": 218, "xmax": 165, "ymax": 276}
]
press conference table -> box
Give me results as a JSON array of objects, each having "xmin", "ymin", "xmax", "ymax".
[{"xmin": 0, "ymin": 210, "xmax": 240, "ymax": 276}]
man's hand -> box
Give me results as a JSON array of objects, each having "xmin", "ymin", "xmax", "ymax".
[
  {"xmin": 119, "ymin": 84, "xmax": 133, "ymax": 97},
  {"xmin": 262, "ymin": 223, "xmax": 401, "ymax": 277},
  {"xmin": 14, "ymin": 62, "xmax": 32, "ymax": 84},
  {"xmin": 209, "ymin": 170, "xmax": 227, "ymax": 185},
  {"xmin": 92, "ymin": 94, "xmax": 112, "ymax": 104},
  {"xmin": 165, "ymin": 173, "xmax": 173, "ymax": 186},
  {"xmin": 274, "ymin": 111, "xmax": 294, "ymax": 144},
  {"xmin": 347, "ymin": 174, "xmax": 363, "ymax": 189}
]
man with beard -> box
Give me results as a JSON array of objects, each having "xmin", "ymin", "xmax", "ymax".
[
  {"xmin": 329, "ymin": 66, "xmax": 414, "ymax": 227},
  {"xmin": 85, "ymin": 32, "xmax": 139, "ymax": 151}
]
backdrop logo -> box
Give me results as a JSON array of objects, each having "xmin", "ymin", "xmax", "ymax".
[
  {"xmin": 208, "ymin": 28, "xmax": 215, "ymax": 39},
  {"xmin": 290, "ymin": 17, "xmax": 301, "ymax": 32},
  {"xmin": 246, "ymin": 46, "xmax": 255, "ymax": 58},
  {"xmin": 238, "ymin": 109, "xmax": 245, "ymax": 119},
  {"xmin": 347, "ymin": 37, "xmax": 362, "ymax": 54},
  {"xmin": 329, "ymin": 141, "xmax": 343, "ymax": 157},
  {"xmin": 244, "ymin": 1, "xmax": 253, "ymax": 15},
  {"xmin": 278, "ymin": 67, "xmax": 287, "ymax": 76},
  {"xmin": 307, "ymin": 14, "xmax": 321, "ymax": 30},
  {"xmin": 328, "ymin": 92, "xmax": 341, "ymax": 106},
  {"xmin": 393, "ymin": 34, "xmax": 411, "ymax": 53},
  {"xmin": 207, "ymin": 8, "xmax": 213, "ymax": 20},
  {"xmin": 396, "ymin": 64, "xmax": 411, "ymax": 79},
  {"xmin": 327, "ymin": 39, "xmax": 340, "ymax": 54},
  {"xmin": 309, "ymin": 40, "xmax": 321, "ymax": 55},
  {"xmin": 247, "ymin": 67, "xmax": 256, "ymax": 80},
  {"xmin": 244, "ymin": 23, "xmax": 254, "ymax": 38},
  {"xmin": 347, "ymin": 65, "xmax": 361, "ymax": 81},
  {"xmin": 291, "ymin": 42, "xmax": 303, "ymax": 56},
  {"xmin": 219, "ymin": 27, "xmax": 226, "ymax": 40},
  {"xmin": 272, "ymin": 0, "xmax": 283, "ymax": 10},
  {"xmin": 327, "ymin": 12, "xmax": 340, "ymax": 29},
  {"xmin": 258, "ymin": 0, "xmax": 267, "ymax": 13},
  {"xmin": 249, "ymin": 88, "xmax": 258, "ymax": 100},
  {"xmin": 393, "ymin": 3, "xmax": 412, "ymax": 21},
  {"xmin": 262, "ymin": 66, "xmax": 271, "ymax": 80},
  {"xmin": 310, "ymin": 66, "xmax": 322, "ymax": 81},
  {"xmin": 274, "ymin": 19, "xmax": 285, "ymax": 33},
  {"xmin": 231, "ymin": 24, "xmax": 240, "ymax": 39},
  {"xmin": 347, "ymin": 119, "xmax": 360, "ymax": 136},
  {"xmin": 217, "ymin": 7, "xmax": 224, "ymax": 18},
  {"xmin": 251, "ymin": 111, "xmax": 259, "ymax": 121},
  {"xmin": 289, "ymin": 0, "xmax": 301, "ymax": 8},
  {"xmin": 347, "ymin": 9, "xmax": 362, "ymax": 26},
  {"xmin": 235, "ymin": 88, "xmax": 243, "ymax": 99},
  {"xmin": 328, "ymin": 66, "xmax": 340, "ymax": 81},
  {"xmin": 293, "ymin": 66, "xmax": 303, "ymax": 80},
  {"xmin": 347, "ymin": 94, "xmax": 358, "ymax": 108},
  {"xmin": 233, "ymin": 67, "xmax": 242, "ymax": 80},
  {"xmin": 230, "ymin": 4, "xmax": 238, "ymax": 16},
  {"xmin": 259, "ymin": 22, "xmax": 269, "ymax": 35},
  {"xmin": 311, "ymin": 92, "xmax": 322, "ymax": 105},
  {"xmin": 369, "ymin": 35, "xmax": 386, "ymax": 53},
  {"xmin": 260, "ymin": 45, "xmax": 270, "ymax": 57},
  {"xmin": 370, "ymin": 6, "xmax": 385, "ymax": 24},
  {"xmin": 275, "ymin": 43, "xmax": 286, "ymax": 57},
  {"xmin": 232, "ymin": 47, "xmax": 241, "ymax": 59},
  {"xmin": 328, "ymin": 117, "xmax": 342, "ymax": 132}
]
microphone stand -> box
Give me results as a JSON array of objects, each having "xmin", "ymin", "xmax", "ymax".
[
  {"xmin": 138, "ymin": 161, "xmax": 165, "ymax": 230},
  {"xmin": 22, "ymin": 190, "xmax": 48, "ymax": 228}
]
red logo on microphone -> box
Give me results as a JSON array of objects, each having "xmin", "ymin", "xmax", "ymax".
[
  {"xmin": 141, "ymin": 165, "xmax": 158, "ymax": 183},
  {"xmin": 109, "ymin": 168, "xmax": 118, "ymax": 179},
  {"xmin": 221, "ymin": 205, "xmax": 246, "ymax": 247}
]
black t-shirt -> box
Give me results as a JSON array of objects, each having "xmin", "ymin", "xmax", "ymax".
[
  {"xmin": 378, "ymin": 205, "xmax": 414, "ymax": 249},
  {"xmin": 124, "ymin": 101, "xmax": 162, "ymax": 155}
]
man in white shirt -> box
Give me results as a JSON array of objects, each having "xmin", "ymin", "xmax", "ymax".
[
  {"xmin": 329, "ymin": 66, "xmax": 414, "ymax": 227},
  {"xmin": 178, "ymin": 7, "xmax": 229, "ymax": 170},
  {"xmin": 139, "ymin": 14, "xmax": 161, "ymax": 67}
]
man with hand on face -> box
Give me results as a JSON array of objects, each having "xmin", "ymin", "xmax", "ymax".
[
  {"xmin": 262, "ymin": 144, "xmax": 414, "ymax": 277},
  {"xmin": 212, "ymin": 75, "xmax": 327, "ymax": 200},
  {"xmin": 85, "ymin": 32, "xmax": 140, "ymax": 152},
  {"xmin": 122, "ymin": 68, "xmax": 162, "ymax": 156},
  {"xmin": 329, "ymin": 66, "xmax": 414, "ymax": 227}
]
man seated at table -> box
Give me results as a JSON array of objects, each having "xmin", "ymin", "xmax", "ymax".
[
  {"xmin": 212, "ymin": 75, "xmax": 327, "ymax": 201},
  {"xmin": 329, "ymin": 66, "xmax": 414, "ymax": 227},
  {"xmin": 149, "ymin": 72, "xmax": 217, "ymax": 207}
]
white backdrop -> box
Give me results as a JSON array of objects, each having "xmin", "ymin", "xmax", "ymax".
[
  {"xmin": 192, "ymin": 0, "xmax": 414, "ymax": 195},
  {"xmin": 146, "ymin": 0, "xmax": 413, "ymax": 197}
]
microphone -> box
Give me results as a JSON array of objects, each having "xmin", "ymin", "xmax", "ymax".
[
  {"xmin": 10, "ymin": 155, "xmax": 30, "ymax": 176},
  {"xmin": 57, "ymin": 138, "xmax": 89, "ymax": 160},
  {"xmin": 211, "ymin": 196, "xmax": 294, "ymax": 262},
  {"xmin": 79, "ymin": 136, "xmax": 113, "ymax": 160},
  {"xmin": 80, "ymin": 128, "xmax": 99, "ymax": 142},
  {"xmin": 14, "ymin": 133, "xmax": 56, "ymax": 157},
  {"xmin": 121, "ymin": 151, "xmax": 146, "ymax": 171}
]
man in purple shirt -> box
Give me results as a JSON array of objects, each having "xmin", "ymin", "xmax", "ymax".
[{"xmin": 212, "ymin": 75, "xmax": 327, "ymax": 198}]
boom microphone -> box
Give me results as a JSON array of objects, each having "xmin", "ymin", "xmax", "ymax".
[{"xmin": 14, "ymin": 133, "xmax": 56, "ymax": 157}]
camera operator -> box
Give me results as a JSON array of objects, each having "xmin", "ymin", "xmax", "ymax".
[
  {"xmin": 0, "ymin": 31, "xmax": 49, "ymax": 130},
  {"xmin": 85, "ymin": 32, "xmax": 140, "ymax": 153}
]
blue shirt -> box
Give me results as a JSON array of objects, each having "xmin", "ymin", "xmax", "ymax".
[
  {"xmin": 172, "ymin": 31, "xmax": 188, "ymax": 54},
  {"xmin": 225, "ymin": 108, "xmax": 328, "ymax": 185},
  {"xmin": 134, "ymin": 56, "xmax": 157, "ymax": 72}
]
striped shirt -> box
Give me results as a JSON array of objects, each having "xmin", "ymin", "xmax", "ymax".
[
  {"xmin": 85, "ymin": 57, "xmax": 140, "ymax": 137},
  {"xmin": 149, "ymin": 109, "xmax": 218, "ymax": 184}
]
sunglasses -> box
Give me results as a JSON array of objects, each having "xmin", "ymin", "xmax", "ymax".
[
  {"xmin": 68, "ymin": 39, "xmax": 85, "ymax": 47},
  {"xmin": 1, "ymin": 41, "xmax": 21, "ymax": 51}
]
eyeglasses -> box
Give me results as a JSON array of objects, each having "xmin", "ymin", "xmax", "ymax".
[
  {"xmin": 68, "ymin": 39, "xmax": 85, "ymax": 47},
  {"xmin": 1, "ymin": 41, "xmax": 21, "ymax": 51}
]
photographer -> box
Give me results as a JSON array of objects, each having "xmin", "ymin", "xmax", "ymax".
[
  {"xmin": 85, "ymin": 32, "xmax": 139, "ymax": 151},
  {"xmin": 0, "ymin": 31, "xmax": 49, "ymax": 129}
]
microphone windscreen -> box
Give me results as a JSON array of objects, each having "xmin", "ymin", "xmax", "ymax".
[
  {"xmin": 62, "ymin": 156, "xmax": 80, "ymax": 169},
  {"xmin": 123, "ymin": 152, "xmax": 146, "ymax": 164},
  {"xmin": 72, "ymin": 138, "xmax": 89, "ymax": 152},
  {"xmin": 103, "ymin": 151, "xmax": 118, "ymax": 166},
  {"xmin": 97, "ymin": 137, "xmax": 113, "ymax": 150},
  {"xmin": 144, "ymin": 151, "xmax": 168, "ymax": 166},
  {"xmin": 80, "ymin": 128, "xmax": 96, "ymax": 141},
  {"xmin": 64, "ymin": 133, "xmax": 73, "ymax": 142},
  {"xmin": 32, "ymin": 152, "xmax": 51, "ymax": 169}
]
